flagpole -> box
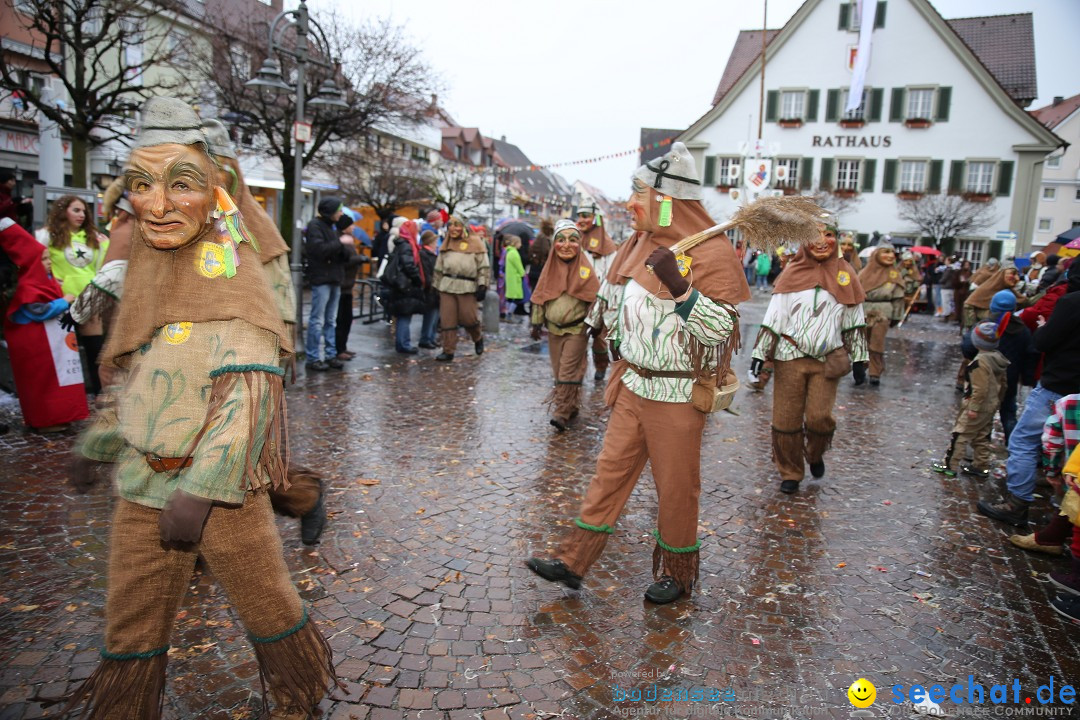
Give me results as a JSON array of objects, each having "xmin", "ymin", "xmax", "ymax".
[{"xmin": 757, "ymin": 0, "xmax": 767, "ymax": 141}]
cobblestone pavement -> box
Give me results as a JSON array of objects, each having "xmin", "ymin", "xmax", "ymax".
[{"xmin": 2, "ymin": 294, "xmax": 1078, "ymax": 720}]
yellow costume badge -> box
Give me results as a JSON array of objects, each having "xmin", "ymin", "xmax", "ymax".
[
  {"xmin": 676, "ymin": 254, "xmax": 692, "ymax": 277},
  {"xmin": 163, "ymin": 322, "xmax": 193, "ymax": 345},
  {"xmin": 837, "ymin": 270, "xmax": 851, "ymax": 286},
  {"xmin": 459, "ymin": 242, "xmax": 468, "ymax": 251},
  {"xmin": 579, "ymin": 266, "xmax": 591, "ymax": 279},
  {"xmin": 889, "ymin": 270, "xmax": 899, "ymax": 279},
  {"xmin": 195, "ymin": 242, "xmax": 226, "ymax": 278},
  {"xmin": 589, "ymin": 238, "xmax": 599, "ymax": 248}
]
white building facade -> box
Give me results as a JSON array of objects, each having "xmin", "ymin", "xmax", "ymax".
[
  {"xmin": 1031, "ymin": 94, "xmax": 1080, "ymax": 247},
  {"xmin": 678, "ymin": 0, "xmax": 1062, "ymax": 264}
]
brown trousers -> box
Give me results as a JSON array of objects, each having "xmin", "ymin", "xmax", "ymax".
[
  {"xmin": 557, "ymin": 381, "xmax": 705, "ymax": 591},
  {"xmin": 944, "ymin": 409, "xmax": 996, "ymax": 469},
  {"xmin": 64, "ymin": 492, "xmax": 333, "ymax": 719},
  {"xmin": 439, "ymin": 292, "xmax": 482, "ymax": 354},
  {"xmin": 771, "ymin": 356, "xmax": 842, "ymax": 482},
  {"xmin": 865, "ymin": 315, "xmax": 890, "ymax": 378},
  {"xmin": 548, "ymin": 332, "xmax": 589, "ymax": 422}
]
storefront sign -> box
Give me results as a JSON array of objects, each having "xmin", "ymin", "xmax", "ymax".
[
  {"xmin": 0, "ymin": 129, "xmax": 72, "ymax": 158},
  {"xmin": 811, "ymin": 135, "xmax": 892, "ymax": 148}
]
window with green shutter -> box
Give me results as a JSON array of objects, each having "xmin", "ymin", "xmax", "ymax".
[
  {"xmin": 948, "ymin": 160, "xmax": 965, "ymax": 194},
  {"xmin": 820, "ymin": 158, "xmax": 835, "ymax": 190},
  {"xmin": 766, "ymin": 90, "xmax": 779, "ymax": 122},
  {"xmin": 882, "ymin": 159, "xmax": 898, "ymax": 193},
  {"xmin": 869, "ymin": 88, "xmax": 884, "ymax": 122},
  {"xmin": 862, "ymin": 159, "xmax": 877, "ymax": 192},
  {"xmin": 874, "ymin": 1, "xmax": 887, "ymax": 28},
  {"xmin": 839, "ymin": 2, "xmax": 851, "ymax": 29},
  {"xmin": 997, "ymin": 160, "xmax": 1014, "ymax": 196},
  {"xmin": 935, "ymin": 87, "xmax": 951, "ymax": 122},
  {"xmin": 889, "ymin": 88, "xmax": 905, "ymax": 122},
  {"xmin": 826, "ymin": 89, "xmax": 840, "ymax": 122},
  {"xmin": 800, "ymin": 158, "xmax": 814, "ymax": 190},
  {"xmin": 703, "ymin": 156, "xmax": 716, "ymax": 186},
  {"xmin": 806, "ymin": 90, "xmax": 820, "ymax": 122},
  {"xmin": 928, "ymin": 159, "xmax": 943, "ymax": 193}
]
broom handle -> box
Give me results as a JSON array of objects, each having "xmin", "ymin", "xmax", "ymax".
[{"xmin": 668, "ymin": 220, "xmax": 737, "ymax": 255}]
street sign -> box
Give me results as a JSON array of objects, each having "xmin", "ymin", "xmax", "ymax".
[
  {"xmin": 995, "ymin": 231, "xmax": 1018, "ymax": 240},
  {"xmin": 995, "ymin": 230, "xmax": 1017, "ymax": 259},
  {"xmin": 293, "ymin": 122, "xmax": 312, "ymax": 143}
]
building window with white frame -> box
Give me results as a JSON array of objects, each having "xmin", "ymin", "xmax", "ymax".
[
  {"xmin": 899, "ymin": 160, "xmax": 927, "ymax": 193},
  {"xmin": 965, "ymin": 162, "xmax": 995, "ymax": 194},
  {"xmin": 1046, "ymin": 154, "xmax": 1062, "ymax": 169},
  {"xmin": 1042, "ymin": 187, "xmax": 1057, "ymax": 201},
  {"xmin": 906, "ymin": 88, "xmax": 934, "ymax": 120},
  {"xmin": 841, "ymin": 88, "xmax": 868, "ymax": 120},
  {"xmin": 775, "ymin": 158, "xmax": 799, "ymax": 188},
  {"xmin": 836, "ymin": 159, "xmax": 860, "ymax": 191},
  {"xmin": 1037, "ymin": 218, "xmax": 1052, "ymax": 232},
  {"xmin": 716, "ymin": 156, "xmax": 740, "ymax": 186},
  {"xmin": 956, "ymin": 239, "xmax": 984, "ymax": 266},
  {"xmin": 780, "ymin": 90, "xmax": 805, "ymax": 120}
]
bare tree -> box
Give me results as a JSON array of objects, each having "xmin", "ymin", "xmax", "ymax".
[
  {"xmin": 426, "ymin": 163, "xmax": 486, "ymax": 217},
  {"xmin": 808, "ymin": 188, "xmax": 864, "ymax": 226},
  {"xmin": 191, "ymin": 13, "xmax": 440, "ymax": 240},
  {"xmin": 324, "ymin": 146, "xmax": 431, "ymax": 221},
  {"xmin": 0, "ymin": 0, "xmax": 194, "ymax": 186},
  {"xmin": 896, "ymin": 194, "xmax": 997, "ymax": 248}
]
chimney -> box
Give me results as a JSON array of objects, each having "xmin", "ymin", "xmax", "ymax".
[
  {"xmin": 1053, "ymin": 96, "xmax": 1064, "ymax": 106},
  {"xmin": 500, "ymin": 135, "xmax": 506, "ymax": 142}
]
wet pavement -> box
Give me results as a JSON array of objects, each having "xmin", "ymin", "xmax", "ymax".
[{"xmin": 2, "ymin": 292, "xmax": 1079, "ymax": 719}]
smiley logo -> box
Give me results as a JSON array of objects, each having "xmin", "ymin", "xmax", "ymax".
[{"xmin": 848, "ymin": 678, "xmax": 876, "ymax": 708}]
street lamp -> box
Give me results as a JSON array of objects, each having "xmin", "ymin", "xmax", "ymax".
[{"xmin": 245, "ymin": 0, "xmax": 348, "ymax": 353}]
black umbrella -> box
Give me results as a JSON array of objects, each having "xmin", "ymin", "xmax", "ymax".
[{"xmin": 1055, "ymin": 225, "xmax": 1080, "ymax": 243}]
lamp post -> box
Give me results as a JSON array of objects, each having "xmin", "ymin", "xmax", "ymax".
[{"xmin": 245, "ymin": 0, "xmax": 347, "ymax": 354}]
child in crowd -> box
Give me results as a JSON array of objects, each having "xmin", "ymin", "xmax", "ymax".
[{"xmin": 932, "ymin": 321, "xmax": 1009, "ymax": 479}]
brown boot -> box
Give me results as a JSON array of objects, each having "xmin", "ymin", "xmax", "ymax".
[{"xmin": 1009, "ymin": 533, "xmax": 1064, "ymax": 556}]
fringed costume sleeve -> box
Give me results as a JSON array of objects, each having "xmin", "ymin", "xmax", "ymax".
[
  {"xmin": 671, "ymin": 290, "xmax": 738, "ymax": 349},
  {"xmin": 841, "ymin": 303, "xmax": 869, "ymax": 362}
]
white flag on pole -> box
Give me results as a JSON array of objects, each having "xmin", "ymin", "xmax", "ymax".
[{"xmin": 846, "ymin": 0, "xmax": 876, "ymax": 113}]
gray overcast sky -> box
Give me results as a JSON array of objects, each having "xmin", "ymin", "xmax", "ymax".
[{"xmin": 314, "ymin": 0, "xmax": 1078, "ymax": 199}]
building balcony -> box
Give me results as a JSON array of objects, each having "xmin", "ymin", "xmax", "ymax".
[
  {"xmin": 897, "ymin": 190, "xmax": 924, "ymax": 200},
  {"xmin": 839, "ymin": 118, "xmax": 865, "ymax": 129},
  {"xmin": 904, "ymin": 118, "xmax": 932, "ymax": 129},
  {"xmin": 778, "ymin": 118, "xmax": 804, "ymax": 129}
]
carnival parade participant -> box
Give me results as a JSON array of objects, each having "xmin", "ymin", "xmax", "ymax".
[
  {"xmin": 433, "ymin": 214, "xmax": 490, "ymax": 362},
  {"xmin": 899, "ymin": 251, "xmax": 923, "ymax": 308},
  {"xmin": 839, "ymin": 232, "xmax": 862, "ymax": 272},
  {"xmin": 858, "ymin": 244, "xmax": 905, "ymax": 385},
  {"xmin": 750, "ymin": 217, "xmax": 867, "ymax": 494},
  {"xmin": 527, "ymin": 142, "xmax": 750, "ymax": 604},
  {"xmin": 530, "ymin": 219, "xmax": 600, "ymax": 431},
  {"xmin": 576, "ymin": 201, "xmax": 618, "ymax": 381},
  {"xmin": 56, "ymin": 98, "xmax": 336, "ymax": 719}
]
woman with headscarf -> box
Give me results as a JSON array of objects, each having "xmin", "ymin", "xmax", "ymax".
[
  {"xmin": 970, "ymin": 257, "xmax": 1000, "ymax": 287},
  {"xmin": 858, "ymin": 244, "xmax": 905, "ymax": 385},
  {"xmin": 962, "ymin": 263, "xmax": 1023, "ymax": 330},
  {"xmin": 839, "ymin": 232, "xmax": 862, "ymax": 273},
  {"xmin": 433, "ymin": 215, "xmax": 490, "ymax": 361},
  {"xmin": 526, "ymin": 142, "xmax": 750, "ymax": 605},
  {"xmin": 57, "ymin": 98, "xmax": 335, "ymax": 719},
  {"xmin": 529, "ymin": 220, "xmax": 599, "ymax": 431},
  {"xmin": 750, "ymin": 217, "xmax": 867, "ymax": 494}
]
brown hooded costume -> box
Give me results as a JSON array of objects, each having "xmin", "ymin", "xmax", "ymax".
[
  {"xmin": 432, "ymin": 214, "xmax": 490, "ymax": 357},
  {"xmin": 858, "ymin": 246, "xmax": 905, "ymax": 380},
  {"xmin": 57, "ymin": 98, "xmax": 335, "ymax": 720},
  {"xmin": 530, "ymin": 142, "xmax": 749, "ymax": 601},
  {"xmin": 576, "ymin": 205, "xmax": 618, "ymax": 379}
]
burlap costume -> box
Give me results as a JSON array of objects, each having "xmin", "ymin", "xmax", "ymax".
[
  {"xmin": 752, "ymin": 244, "xmax": 868, "ymax": 484},
  {"xmin": 858, "ymin": 247, "xmax": 905, "ymax": 380},
  {"xmin": 433, "ymin": 217, "xmax": 490, "ymax": 354},
  {"xmin": 545, "ymin": 143, "xmax": 750, "ymax": 597},
  {"xmin": 578, "ymin": 211, "xmax": 618, "ymax": 378},
  {"xmin": 57, "ymin": 98, "xmax": 335, "ymax": 720},
  {"xmin": 531, "ymin": 220, "xmax": 600, "ymax": 426}
]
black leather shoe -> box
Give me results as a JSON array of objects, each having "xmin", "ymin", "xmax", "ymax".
[
  {"xmin": 550, "ymin": 417, "xmax": 568, "ymax": 432},
  {"xmin": 809, "ymin": 460, "xmax": 825, "ymax": 478},
  {"xmin": 418, "ymin": 342, "xmax": 438, "ymax": 349},
  {"xmin": 475, "ymin": 338, "xmax": 485, "ymax": 355},
  {"xmin": 644, "ymin": 576, "xmax": 683, "ymax": 604},
  {"xmin": 594, "ymin": 369, "xmax": 605, "ymax": 381},
  {"xmin": 396, "ymin": 347, "xmax": 419, "ymax": 355},
  {"xmin": 305, "ymin": 360, "xmax": 329, "ymax": 372},
  {"xmin": 526, "ymin": 558, "xmax": 581, "ymax": 589},
  {"xmin": 780, "ymin": 480, "xmax": 800, "ymax": 494},
  {"xmin": 300, "ymin": 491, "xmax": 326, "ymax": 546},
  {"xmin": 869, "ymin": 377, "xmax": 880, "ymax": 386},
  {"xmin": 435, "ymin": 352, "xmax": 454, "ymax": 362},
  {"xmin": 977, "ymin": 493, "xmax": 1030, "ymax": 527},
  {"xmin": 327, "ymin": 357, "xmax": 344, "ymax": 369}
]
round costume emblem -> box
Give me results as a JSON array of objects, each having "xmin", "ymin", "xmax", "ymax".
[
  {"xmin": 459, "ymin": 241, "xmax": 468, "ymax": 251},
  {"xmin": 579, "ymin": 266, "xmax": 591, "ymax": 279},
  {"xmin": 837, "ymin": 270, "xmax": 851, "ymax": 286},
  {"xmin": 163, "ymin": 322, "xmax": 193, "ymax": 345},
  {"xmin": 889, "ymin": 270, "xmax": 899, "ymax": 279},
  {"xmin": 195, "ymin": 242, "xmax": 226, "ymax": 278},
  {"xmin": 676, "ymin": 254, "xmax": 692, "ymax": 277},
  {"xmin": 589, "ymin": 238, "xmax": 599, "ymax": 248},
  {"xmin": 64, "ymin": 242, "xmax": 94, "ymax": 269}
]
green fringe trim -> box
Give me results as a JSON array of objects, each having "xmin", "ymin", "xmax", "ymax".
[
  {"xmin": 652, "ymin": 529, "xmax": 701, "ymax": 553},
  {"xmin": 101, "ymin": 645, "xmax": 169, "ymax": 661},
  {"xmin": 575, "ymin": 518, "xmax": 614, "ymax": 534},
  {"xmin": 555, "ymin": 380, "xmax": 583, "ymax": 386},
  {"xmin": 88, "ymin": 279, "xmax": 119, "ymax": 301},
  {"xmin": 209, "ymin": 363, "xmax": 286, "ymax": 378},
  {"xmin": 249, "ymin": 606, "xmax": 308, "ymax": 644}
]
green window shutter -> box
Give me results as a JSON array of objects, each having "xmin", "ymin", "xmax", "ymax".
[
  {"xmin": 861, "ymin": 159, "xmax": 877, "ymax": 193},
  {"xmin": 889, "ymin": 87, "xmax": 905, "ymax": 122},
  {"xmin": 948, "ymin": 160, "xmax": 965, "ymax": 194},
  {"xmin": 839, "ymin": 2, "xmax": 850, "ymax": 29},
  {"xmin": 874, "ymin": 1, "xmax": 887, "ymax": 28},
  {"xmin": 869, "ymin": 88, "xmax": 884, "ymax": 122},
  {"xmin": 806, "ymin": 90, "xmax": 820, "ymax": 122},
  {"xmin": 825, "ymin": 89, "xmax": 840, "ymax": 122},
  {"xmin": 988, "ymin": 240, "xmax": 1003, "ymax": 261},
  {"xmin": 800, "ymin": 158, "xmax": 814, "ymax": 189},
  {"xmin": 766, "ymin": 90, "xmax": 779, "ymax": 122},
  {"xmin": 857, "ymin": 233, "xmax": 869, "ymax": 246},
  {"xmin": 928, "ymin": 159, "xmax": 943, "ymax": 193},
  {"xmin": 935, "ymin": 87, "xmax": 952, "ymax": 122},
  {"xmin": 997, "ymin": 160, "xmax": 1014, "ymax": 196},
  {"xmin": 703, "ymin": 156, "xmax": 716, "ymax": 186},
  {"xmin": 882, "ymin": 159, "xmax": 898, "ymax": 193},
  {"xmin": 820, "ymin": 158, "xmax": 835, "ymax": 190}
]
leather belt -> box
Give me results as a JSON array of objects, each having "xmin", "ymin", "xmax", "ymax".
[
  {"xmin": 145, "ymin": 453, "xmax": 193, "ymax": 473},
  {"xmin": 550, "ymin": 315, "xmax": 588, "ymax": 329},
  {"xmin": 625, "ymin": 361, "xmax": 695, "ymax": 379},
  {"xmin": 443, "ymin": 273, "xmax": 477, "ymax": 281}
]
